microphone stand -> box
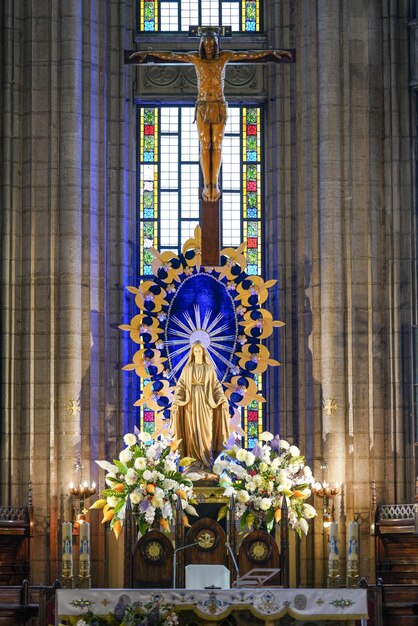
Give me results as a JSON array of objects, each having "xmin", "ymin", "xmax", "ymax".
[
  {"xmin": 172, "ymin": 541, "xmax": 201, "ymax": 588},
  {"xmin": 225, "ymin": 540, "xmax": 239, "ymax": 585}
]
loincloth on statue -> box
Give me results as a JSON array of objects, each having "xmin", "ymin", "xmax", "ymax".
[{"xmin": 194, "ymin": 100, "xmax": 228, "ymax": 124}]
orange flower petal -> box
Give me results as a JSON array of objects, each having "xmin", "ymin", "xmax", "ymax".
[{"xmin": 113, "ymin": 520, "xmax": 122, "ymax": 539}]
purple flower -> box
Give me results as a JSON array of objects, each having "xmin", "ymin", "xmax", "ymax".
[
  {"xmin": 140, "ymin": 499, "xmax": 149, "ymax": 512},
  {"xmin": 252, "ymin": 444, "xmax": 263, "ymax": 458},
  {"xmin": 270, "ymin": 435, "xmax": 281, "ymax": 451}
]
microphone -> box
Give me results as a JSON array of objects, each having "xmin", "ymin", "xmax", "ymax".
[
  {"xmin": 172, "ymin": 541, "xmax": 201, "ymax": 588},
  {"xmin": 225, "ymin": 540, "xmax": 239, "ymax": 582}
]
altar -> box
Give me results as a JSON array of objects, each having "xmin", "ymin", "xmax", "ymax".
[{"xmin": 56, "ymin": 587, "xmax": 368, "ymax": 625}]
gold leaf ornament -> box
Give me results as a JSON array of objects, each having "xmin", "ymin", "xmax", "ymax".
[
  {"xmin": 182, "ymin": 225, "xmax": 202, "ymax": 271},
  {"xmin": 224, "ymin": 376, "xmax": 266, "ymax": 406},
  {"xmin": 126, "ymin": 281, "xmax": 168, "ymax": 312},
  {"xmin": 236, "ymin": 344, "xmax": 280, "ymax": 374},
  {"xmin": 235, "ymin": 277, "xmax": 277, "ymax": 306},
  {"xmin": 123, "ymin": 348, "xmax": 167, "ymax": 378},
  {"xmin": 150, "ymin": 249, "xmax": 183, "ymax": 283},
  {"xmin": 243, "ymin": 309, "xmax": 285, "ymax": 339}
]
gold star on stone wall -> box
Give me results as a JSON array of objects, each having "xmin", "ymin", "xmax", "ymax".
[
  {"xmin": 66, "ymin": 399, "xmax": 81, "ymax": 416},
  {"xmin": 323, "ymin": 398, "xmax": 338, "ymax": 415}
]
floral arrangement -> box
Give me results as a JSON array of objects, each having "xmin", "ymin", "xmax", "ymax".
[
  {"xmin": 91, "ymin": 430, "xmax": 200, "ymax": 537},
  {"xmin": 215, "ymin": 431, "xmax": 317, "ymax": 537}
]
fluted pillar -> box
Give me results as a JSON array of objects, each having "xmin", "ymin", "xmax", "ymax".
[{"xmin": 0, "ymin": 0, "xmax": 135, "ymax": 584}]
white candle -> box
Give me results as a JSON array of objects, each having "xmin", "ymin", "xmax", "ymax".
[
  {"xmin": 347, "ymin": 520, "xmax": 359, "ymax": 576},
  {"xmin": 62, "ymin": 522, "xmax": 73, "ymax": 577},
  {"xmin": 329, "ymin": 522, "xmax": 339, "ymax": 559},
  {"xmin": 328, "ymin": 521, "xmax": 339, "ymax": 577},
  {"xmin": 79, "ymin": 521, "xmax": 90, "ymax": 577},
  {"xmin": 79, "ymin": 522, "xmax": 90, "ymax": 561}
]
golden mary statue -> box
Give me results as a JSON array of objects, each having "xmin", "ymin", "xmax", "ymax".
[{"xmin": 170, "ymin": 342, "xmax": 230, "ymax": 468}]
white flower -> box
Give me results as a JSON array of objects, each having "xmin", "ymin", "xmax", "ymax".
[
  {"xmin": 185, "ymin": 504, "xmax": 198, "ymax": 516},
  {"xmin": 145, "ymin": 506, "xmax": 156, "ymax": 524},
  {"xmin": 96, "ymin": 460, "xmax": 118, "ymax": 473},
  {"xmin": 163, "ymin": 478, "xmax": 177, "ymax": 490},
  {"xmin": 162, "ymin": 500, "xmax": 172, "ymax": 518},
  {"xmin": 259, "ymin": 446, "xmax": 271, "ymax": 462},
  {"xmin": 107, "ymin": 496, "xmax": 118, "ymax": 508},
  {"xmin": 271, "ymin": 457, "xmax": 280, "ymax": 470},
  {"xmin": 138, "ymin": 431, "xmax": 152, "ymax": 443},
  {"xmin": 105, "ymin": 472, "xmax": 117, "ymax": 486},
  {"xmin": 303, "ymin": 465, "xmax": 312, "ymax": 477},
  {"xmin": 143, "ymin": 469, "xmax": 153, "ymax": 481},
  {"xmin": 298, "ymin": 518, "xmax": 309, "ymax": 535},
  {"xmin": 146, "ymin": 444, "xmax": 158, "ymax": 459},
  {"xmin": 223, "ymin": 485, "xmax": 236, "ymax": 497},
  {"xmin": 119, "ymin": 447, "xmax": 133, "ymax": 463},
  {"xmin": 260, "ymin": 497, "xmax": 272, "ymax": 511},
  {"xmin": 134, "ymin": 457, "xmax": 147, "ymax": 471},
  {"xmin": 245, "ymin": 451, "xmax": 255, "ymax": 466},
  {"xmin": 253, "ymin": 475, "xmax": 262, "ymax": 487},
  {"xmin": 164, "ymin": 459, "xmax": 177, "ymax": 472},
  {"xmin": 236, "ymin": 449, "xmax": 247, "ymax": 462},
  {"xmin": 125, "ymin": 468, "xmax": 137, "ymax": 485},
  {"xmin": 186, "ymin": 472, "xmax": 203, "ymax": 481},
  {"xmin": 212, "ymin": 463, "xmax": 223, "ymax": 475},
  {"xmin": 237, "ymin": 490, "xmax": 250, "ymax": 504},
  {"xmin": 130, "ymin": 491, "xmax": 142, "ymax": 505},
  {"xmin": 260, "ymin": 431, "xmax": 274, "ymax": 442},
  {"xmin": 152, "ymin": 494, "xmax": 164, "ymax": 508},
  {"xmin": 289, "ymin": 445, "xmax": 300, "ymax": 457},
  {"xmin": 76, "ymin": 620, "xmax": 88, "ymax": 626},
  {"xmin": 123, "ymin": 433, "xmax": 137, "ymax": 446},
  {"xmin": 303, "ymin": 503, "xmax": 317, "ymax": 518},
  {"xmin": 259, "ymin": 462, "xmax": 268, "ymax": 472},
  {"xmin": 280, "ymin": 439, "xmax": 290, "ymax": 450}
]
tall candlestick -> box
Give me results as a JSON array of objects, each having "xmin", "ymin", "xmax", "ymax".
[{"xmin": 62, "ymin": 522, "xmax": 73, "ymax": 578}]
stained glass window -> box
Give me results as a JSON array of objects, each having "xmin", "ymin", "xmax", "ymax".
[
  {"xmin": 138, "ymin": 0, "xmax": 260, "ymax": 32},
  {"xmin": 137, "ymin": 104, "xmax": 263, "ymax": 447}
]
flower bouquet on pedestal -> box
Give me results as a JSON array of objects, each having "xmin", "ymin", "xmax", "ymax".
[
  {"xmin": 91, "ymin": 430, "xmax": 200, "ymax": 537},
  {"xmin": 215, "ymin": 431, "xmax": 317, "ymax": 537}
]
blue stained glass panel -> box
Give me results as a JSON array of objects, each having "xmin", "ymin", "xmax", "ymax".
[
  {"xmin": 144, "ymin": 209, "xmax": 154, "ymax": 218},
  {"xmin": 247, "ymin": 152, "xmax": 257, "ymax": 161},
  {"xmin": 247, "ymin": 208, "xmax": 257, "ymax": 218},
  {"xmin": 144, "ymin": 152, "xmax": 154, "ymax": 162},
  {"xmin": 247, "ymin": 265, "xmax": 258, "ymax": 275}
]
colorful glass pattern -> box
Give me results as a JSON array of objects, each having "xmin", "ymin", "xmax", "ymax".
[
  {"xmin": 138, "ymin": 0, "xmax": 260, "ymax": 32},
  {"xmin": 137, "ymin": 105, "xmax": 263, "ymax": 444}
]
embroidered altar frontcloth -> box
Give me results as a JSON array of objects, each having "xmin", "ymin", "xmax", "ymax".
[{"xmin": 56, "ymin": 587, "xmax": 368, "ymax": 623}]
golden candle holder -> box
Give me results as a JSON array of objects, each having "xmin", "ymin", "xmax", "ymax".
[{"xmin": 312, "ymin": 481, "xmax": 341, "ymax": 528}]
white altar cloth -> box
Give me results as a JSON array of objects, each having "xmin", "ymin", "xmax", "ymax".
[{"xmin": 56, "ymin": 587, "xmax": 368, "ymax": 624}]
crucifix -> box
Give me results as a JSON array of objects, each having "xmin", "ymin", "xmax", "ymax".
[{"xmin": 126, "ymin": 27, "xmax": 295, "ymax": 265}]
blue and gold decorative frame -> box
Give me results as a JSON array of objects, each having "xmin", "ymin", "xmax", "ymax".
[{"xmin": 120, "ymin": 226, "xmax": 283, "ymax": 448}]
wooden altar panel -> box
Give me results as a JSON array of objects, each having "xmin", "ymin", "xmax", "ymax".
[
  {"xmin": 238, "ymin": 530, "xmax": 281, "ymax": 586},
  {"xmin": 131, "ymin": 529, "xmax": 174, "ymax": 589}
]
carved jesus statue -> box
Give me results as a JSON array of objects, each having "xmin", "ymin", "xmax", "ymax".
[
  {"xmin": 170, "ymin": 341, "xmax": 230, "ymax": 468},
  {"xmin": 130, "ymin": 28, "xmax": 292, "ymax": 202}
]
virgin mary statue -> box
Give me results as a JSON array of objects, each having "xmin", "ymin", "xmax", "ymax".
[{"xmin": 170, "ymin": 342, "xmax": 230, "ymax": 468}]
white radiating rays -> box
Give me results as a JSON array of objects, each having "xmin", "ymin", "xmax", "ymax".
[{"xmin": 166, "ymin": 303, "xmax": 237, "ymax": 381}]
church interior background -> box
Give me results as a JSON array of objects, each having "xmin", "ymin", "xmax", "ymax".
[{"xmin": 1, "ymin": 0, "xmax": 418, "ymax": 618}]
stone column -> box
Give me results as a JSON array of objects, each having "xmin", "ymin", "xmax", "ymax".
[
  {"xmin": 265, "ymin": 0, "xmax": 413, "ymax": 585},
  {"xmin": 0, "ymin": 0, "xmax": 135, "ymax": 585}
]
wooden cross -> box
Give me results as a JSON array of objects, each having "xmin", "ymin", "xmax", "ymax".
[{"xmin": 126, "ymin": 30, "xmax": 295, "ymax": 265}]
